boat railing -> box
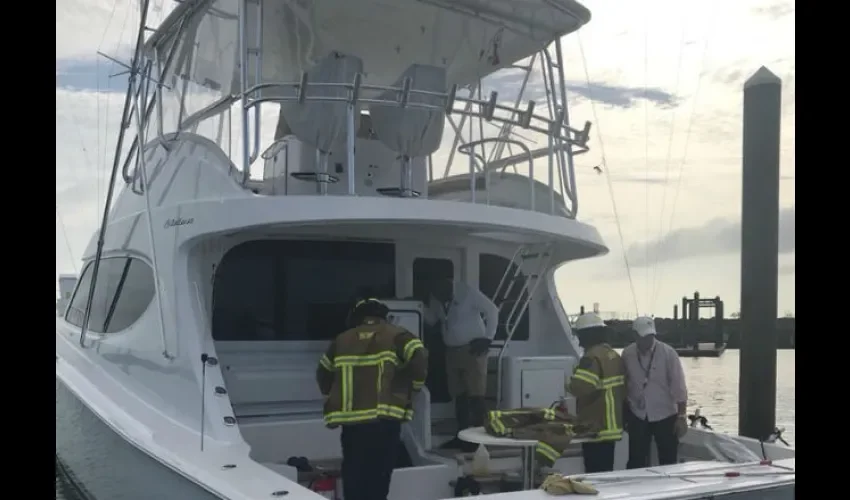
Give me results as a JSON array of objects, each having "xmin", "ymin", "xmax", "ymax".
[
  {"xmin": 256, "ymin": 133, "xmax": 573, "ymax": 217},
  {"xmin": 122, "ymin": 60, "xmax": 590, "ymax": 218},
  {"xmin": 116, "ymin": 0, "xmax": 591, "ymax": 217},
  {"xmin": 212, "ymin": 76, "xmax": 588, "ymax": 217}
]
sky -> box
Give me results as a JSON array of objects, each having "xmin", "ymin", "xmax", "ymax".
[{"xmin": 56, "ymin": 0, "xmax": 795, "ymax": 318}]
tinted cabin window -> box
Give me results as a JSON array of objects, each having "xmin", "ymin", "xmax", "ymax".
[
  {"xmin": 65, "ymin": 258, "xmax": 156, "ymax": 333},
  {"xmin": 212, "ymin": 240, "xmax": 396, "ymax": 341},
  {"xmin": 478, "ymin": 253, "xmax": 530, "ymax": 342}
]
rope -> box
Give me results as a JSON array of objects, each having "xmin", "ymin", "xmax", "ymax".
[
  {"xmin": 93, "ymin": 0, "xmax": 120, "ymax": 223},
  {"xmin": 650, "ymin": 23, "xmax": 716, "ymax": 310},
  {"xmin": 649, "ymin": 17, "xmax": 688, "ymax": 313},
  {"xmin": 56, "ymin": 205, "xmax": 78, "ymax": 274},
  {"xmin": 576, "ymin": 34, "xmax": 640, "ymax": 317},
  {"xmin": 96, "ymin": 0, "xmax": 133, "ymax": 219}
]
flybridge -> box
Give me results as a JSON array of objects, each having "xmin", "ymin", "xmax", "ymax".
[{"xmin": 110, "ymin": 0, "xmax": 595, "ymax": 228}]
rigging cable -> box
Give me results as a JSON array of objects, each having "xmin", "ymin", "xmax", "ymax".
[
  {"xmin": 56, "ymin": 205, "xmax": 78, "ymax": 275},
  {"xmin": 650, "ymin": 25, "xmax": 715, "ymax": 310},
  {"xmin": 96, "ymin": 0, "xmax": 133, "ymax": 219},
  {"xmin": 648, "ymin": 16, "xmax": 689, "ymax": 313},
  {"xmin": 576, "ymin": 33, "xmax": 640, "ymax": 317},
  {"xmin": 94, "ymin": 0, "xmax": 120, "ymax": 222}
]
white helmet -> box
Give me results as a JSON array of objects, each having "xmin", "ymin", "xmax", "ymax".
[{"xmin": 574, "ymin": 312, "xmax": 606, "ymax": 331}]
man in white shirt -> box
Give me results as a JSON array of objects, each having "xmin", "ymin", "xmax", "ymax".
[
  {"xmin": 621, "ymin": 316, "xmax": 689, "ymax": 468},
  {"xmin": 426, "ymin": 279, "xmax": 499, "ymax": 450}
]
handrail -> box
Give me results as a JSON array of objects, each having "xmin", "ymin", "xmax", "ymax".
[
  {"xmin": 129, "ymin": 62, "xmax": 590, "ymax": 217},
  {"xmin": 120, "ymin": 12, "xmax": 192, "ymax": 187},
  {"xmin": 239, "ymin": 79, "xmax": 591, "ymax": 148},
  {"xmin": 493, "ymin": 243, "xmax": 554, "ymax": 408},
  {"xmin": 131, "ymin": 73, "xmax": 589, "ymax": 217},
  {"xmin": 458, "ymin": 138, "xmax": 536, "ymax": 212},
  {"xmin": 261, "ymin": 138, "xmax": 292, "ymax": 160},
  {"xmin": 166, "ymin": 76, "xmax": 591, "ymax": 195},
  {"xmin": 486, "ymin": 143, "xmax": 569, "ymax": 173}
]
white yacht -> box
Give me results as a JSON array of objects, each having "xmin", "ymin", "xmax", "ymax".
[{"xmin": 55, "ymin": 0, "xmax": 794, "ymax": 498}]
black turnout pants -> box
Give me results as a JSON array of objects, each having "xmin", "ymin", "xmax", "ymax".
[
  {"xmin": 627, "ymin": 413, "xmax": 679, "ymax": 469},
  {"xmin": 341, "ymin": 419, "xmax": 401, "ymax": 500},
  {"xmin": 582, "ymin": 441, "xmax": 617, "ymax": 473}
]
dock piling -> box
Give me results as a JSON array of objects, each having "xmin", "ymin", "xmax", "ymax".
[{"xmin": 738, "ymin": 66, "xmax": 782, "ymax": 440}]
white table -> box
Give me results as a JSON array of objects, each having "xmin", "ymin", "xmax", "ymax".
[{"xmin": 458, "ymin": 426, "xmax": 591, "ymax": 490}]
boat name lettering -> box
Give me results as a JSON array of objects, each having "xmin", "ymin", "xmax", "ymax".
[{"xmin": 164, "ymin": 217, "xmax": 194, "ymax": 229}]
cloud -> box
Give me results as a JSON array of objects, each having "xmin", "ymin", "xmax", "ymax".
[
  {"xmin": 623, "ymin": 206, "xmax": 795, "ymax": 267},
  {"xmin": 60, "ymin": 44, "xmax": 679, "ymax": 113},
  {"xmin": 56, "ymin": 0, "xmax": 175, "ymax": 61},
  {"xmin": 567, "ymin": 82, "xmax": 679, "ymax": 109},
  {"xmin": 486, "ymin": 70, "xmax": 679, "ymax": 110},
  {"xmin": 57, "ymin": 57, "xmax": 130, "ymax": 93},
  {"xmin": 751, "ymin": 1, "xmax": 795, "ymax": 20},
  {"xmin": 710, "ymin": 59, "xmax": 795, "ymax": 90}
]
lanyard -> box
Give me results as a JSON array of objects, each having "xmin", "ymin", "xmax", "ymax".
[{"xmin": 638, "ymin": 343, "xmax": 657, "ymax": 388}]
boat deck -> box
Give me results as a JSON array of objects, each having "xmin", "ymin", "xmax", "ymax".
[{"xmin": 468, "ymin": 458, "xmax": 795, "ymax": 499}]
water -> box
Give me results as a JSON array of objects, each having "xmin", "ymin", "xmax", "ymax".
[
  {"xmin": 678, "ymin": 349, "xmax": 795, "ymax": 446},
  {"xmin": 56, "ymin": 349, "xmax": 795, "ymax": 498}
]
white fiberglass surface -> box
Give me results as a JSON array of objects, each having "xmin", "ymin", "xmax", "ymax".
[{"xmin": 467, "ymin": 460, "xmax": 794, "ymax": 500}]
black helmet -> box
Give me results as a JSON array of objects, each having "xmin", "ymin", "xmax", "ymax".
[{"xmin": 349, "ymin": 298, "xmax": 390, "ymax": 326}]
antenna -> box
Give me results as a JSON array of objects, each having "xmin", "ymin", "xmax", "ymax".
[{"xmin": 199, "ymin": 353, "xmax": 218, "ymax": 451}]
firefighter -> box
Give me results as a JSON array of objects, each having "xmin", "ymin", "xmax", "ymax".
[
  {"xmin": 566, "ymin": 312, "xmax": 625, "ymax": 473},
  {"xmin": 316, "ymin": 298, "xmax": 428, "ymax": 500}
]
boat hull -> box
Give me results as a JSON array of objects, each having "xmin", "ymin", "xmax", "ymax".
[{"xmin": 55, "ymin": 378, "xmax": 221, "ymax": 500}]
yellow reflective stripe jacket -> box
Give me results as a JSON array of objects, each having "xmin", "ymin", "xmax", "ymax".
[
  {"xmin": 402, "ymin": 338, "xmax": 427, "ymax": 390},
  {"xmin": 567, "ymin": 343, "xmax": 625, "ymax": 442},
  {"xmin": 316, "ymin": 320, "xmax": 428, "ymax": 428},
  {"xmin": 484, "ymin": 408, "xmax": 580, "ymax": 467}
]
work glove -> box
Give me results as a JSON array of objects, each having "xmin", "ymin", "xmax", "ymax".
[
  {"xmin": 469, "ymin": 338, "xmax": 492, "ymax": 356},
  {"xmin": 675, "ymin": 415, "xmax": 688, "ymax": 438},
  {"xmin": 540, "ymin": 474, "xmax": 599, "ymax": 495}
]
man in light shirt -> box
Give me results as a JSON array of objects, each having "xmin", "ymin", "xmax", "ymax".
[
  {"xmin": 622, "ymin": 316, "xmax": 689, "ymax": 468},
  {"xmin": 426, "ymin": 279, "xmax": 499, "ymax": 451}
]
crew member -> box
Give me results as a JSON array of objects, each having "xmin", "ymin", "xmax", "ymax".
[
  {"xmin": 317, "ymin": 298, "xmax": 428, "ymax": 500},
  {"xmin": 428, "ymin": 279, "xmax": 499, "ymax": 451},
  {"xmin": 567, "ymin": 312, "xmax": 625, "ymax": 473},
  {"xmin": 622, "ymin": 316, "xmax": 688, "ymax": 468}
]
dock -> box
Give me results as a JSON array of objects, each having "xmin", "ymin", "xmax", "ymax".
[{"xmin": 675, "ymin": 342, "xmax": 727, "ymax": 358}]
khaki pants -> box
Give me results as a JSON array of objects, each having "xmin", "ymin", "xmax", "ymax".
[{"xmin": 445, "ymin": 345, "xmax": 488, "ymax": 397}]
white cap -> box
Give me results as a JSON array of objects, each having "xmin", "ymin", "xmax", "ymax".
[
  {"xmin": 632, "ymin": 316, "xmax": 657, "ymax": 337},
  {"xmin": 574, "ymin": 312, "xmax": 606, "ymax": 331}
]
